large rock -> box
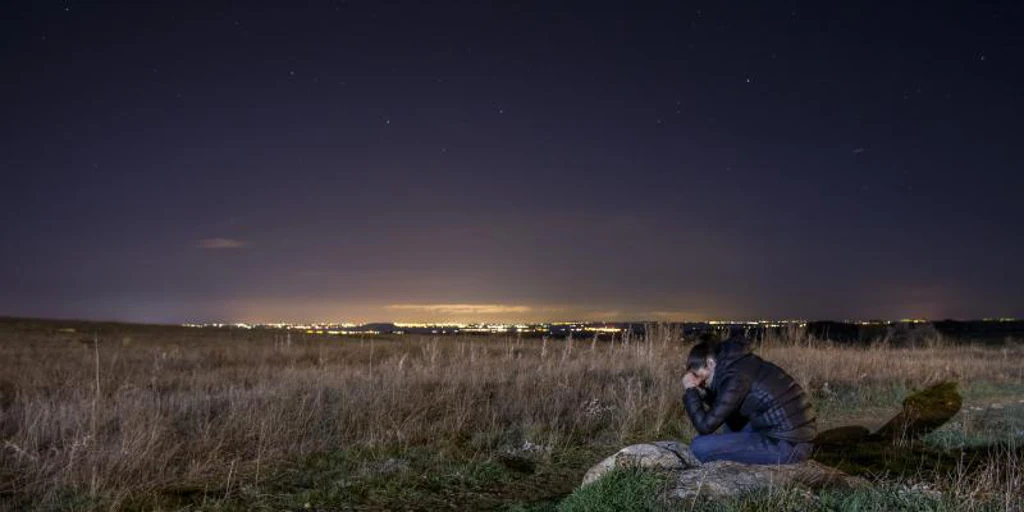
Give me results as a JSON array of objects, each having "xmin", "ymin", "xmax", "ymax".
[
  {"xmin": 667, "ymin": 459, "xmax": 867, "ymax": 501},
  {"xmin": 582, "ymin": 441, "xmax": 701, "ymax": 486},
  {"xmin": 582, "ymin": 441, "xmax": 867, "ymax": 501}
]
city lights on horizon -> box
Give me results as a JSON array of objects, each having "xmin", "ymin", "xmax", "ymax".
[{"xmin": 181, "ymin": 317, "xmax": 1020, "ymax": 336}]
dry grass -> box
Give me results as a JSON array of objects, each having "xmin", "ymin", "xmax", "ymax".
[{"xmin": 0, "ymin": 321, "xmax": 1022, "ymax": 510}]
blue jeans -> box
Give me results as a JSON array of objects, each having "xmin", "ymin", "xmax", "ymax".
[{"xmin": 690, "ymin": 423, "xmax": 813, "ymax": 464}]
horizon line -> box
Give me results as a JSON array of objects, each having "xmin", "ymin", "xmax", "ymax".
[{"xmin": 3, "ymin": 314, "xmax": 1020, "ymax": 328}]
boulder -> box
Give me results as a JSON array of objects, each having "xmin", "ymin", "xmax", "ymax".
[
  {"xmin": 667, "ymin": 459, "xmax": 868, "ymax": 501},
  {"xmin": 581, "ymin": 441, "xmax": 701, "ymax": 486},
  {"xmin": 582, "ymin": 441, "xmax": 867, "ymax": 501}
]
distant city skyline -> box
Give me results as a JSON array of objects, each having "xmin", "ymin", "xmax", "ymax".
[
  {"xmin": 187, "ymin": 318, "xmax": 1019, "ymax": 329},
  {"xmin": 177, "ymin": 317, "xmax": 1021, "ymax": 340}
]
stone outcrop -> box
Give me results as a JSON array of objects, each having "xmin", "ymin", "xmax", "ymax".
[
  {"xmin": 666, "ymin": 459, "xmax": 867, "ymax": 501},
  {"xmin": 582, "ymin": 440, "xmax": 866, "ymax": 501},
  {"xmin": 582, "ymin": 441, "xmax": 700, "ymax": 486}
]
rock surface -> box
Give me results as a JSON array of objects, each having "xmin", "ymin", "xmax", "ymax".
[
  {"xmin": 582, "ymin": 441, "xmax": 701, "ymax": 486},
  {"xmin": 582, "ymin": 441, "xmax": 867, "ymax": 501},
  {"xmin": 667, "ymin": 459, "xmax": 868, "ymax": 501}
]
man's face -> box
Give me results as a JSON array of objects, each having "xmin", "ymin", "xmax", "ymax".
[{"xmin": 693, "ymin": 358, "xmax": 716, "ymax": 387}]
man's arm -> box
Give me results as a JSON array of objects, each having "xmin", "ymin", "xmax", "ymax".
[{"xmin": 684, "ymin": 374, "xmax": 752, "ymax": 435}]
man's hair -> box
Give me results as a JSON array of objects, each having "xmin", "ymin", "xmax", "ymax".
[{"xmin": 687, "ymin": 332, "xmax": 720, "ymax": 372}]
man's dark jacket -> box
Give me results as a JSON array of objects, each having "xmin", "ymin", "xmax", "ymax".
[{"xmin": 683, "ymin": 338, "xmax": 816, "ymax": 443}]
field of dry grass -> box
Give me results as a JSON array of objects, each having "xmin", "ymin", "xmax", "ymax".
[{"xmin": 1, "ymin": 319, "xmax": 1023, "ymax": 510}]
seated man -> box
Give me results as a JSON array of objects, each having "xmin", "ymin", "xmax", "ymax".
[{"xmin": 683, "ymin": 333, "xmax": 816, "ymax": 464}]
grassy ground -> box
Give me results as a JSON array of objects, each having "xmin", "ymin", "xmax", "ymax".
[{"xmin": 1, "ymin": 318, "xmax": 1022, "ymax": 510}]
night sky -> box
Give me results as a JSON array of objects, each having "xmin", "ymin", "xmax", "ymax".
[{"xmin": 2, "ymin": 2, "xmax": 1022, "ymax": 324}]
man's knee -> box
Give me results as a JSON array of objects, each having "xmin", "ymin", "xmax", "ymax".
[
  {"xmin": 690, "ymin": 435, "xmax": 715, "ymax": 462},
  {"xmin": 788, "ymin": 442, "xmax": 813, "ymax": 463}
]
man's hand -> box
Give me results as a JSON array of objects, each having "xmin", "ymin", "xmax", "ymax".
[{"xmin": 683, "ymin": 371, "xmax": 704, "ymax": 390}]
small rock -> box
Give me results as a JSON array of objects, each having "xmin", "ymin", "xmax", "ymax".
[
  {"xmin": 364, "ymin": 457, "xmax": 408, "ymax": 476},
  {"xmin": 518, "ymin": 440, "xmax": 552, "ymax": 454},
  {"xmin": 903, "ymin": 481, "xmax": 943, "ymax": 500}
]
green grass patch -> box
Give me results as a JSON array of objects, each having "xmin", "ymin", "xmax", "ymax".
[
  {"xmin": 111, "ymin": 441, "xmax": 611, "ymax": 511},
  {"xmin": 689, "ymin": 486, "xmax": 956, "ymax": 512},
  {"xmin": 924, "ymin": 402, "xmax": 1024, "ymax": 450},
  {"xmin": 556, "ymin": 467, "xmax": 671, "ymax": 512},
  {"xmin": 555, "ymin": 474, "xmax": 998, "ymax": 512}
]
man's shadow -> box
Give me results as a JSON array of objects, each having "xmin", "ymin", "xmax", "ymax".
[{"xmin": 812, "ymin": 381, "xmax": 1020, "ymax": 476}]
